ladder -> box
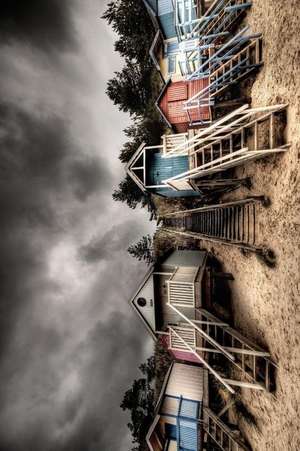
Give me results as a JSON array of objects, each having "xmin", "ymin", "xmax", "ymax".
[
  {"xmin": 162, "ymin": 104, "xmax": 289, "ymax": 180},
  {"xmin": 193, "ymin": 0, "xmax": 252, "ymax": 42},
  {"xmin": 196, "ymin": 308, "xmax": 275, "ymax": 392},
  {"xmin": 184, "ymin": 36, "xmax": 262, "ymax": 123},
  {"xmin": 168, "ymin": 304, "xmax": 276, "ymax": 393},
  {"xmin": 175, "ymin": 0, "xmax": 200, "ymax": 40},
  {"xmin": 161, "ymin": 196, "xmax": 273, "ymax": 260},
  {"xmin": 187, "ymin": 27, "xmax": 261, "ymax": 81},
  {"xmin": 177, "ymin": 0, "xmax": 252, "ymax": 76},
  {"xmin": 203, "ymin": 407, "xmax": 251, "ymax": 450}
]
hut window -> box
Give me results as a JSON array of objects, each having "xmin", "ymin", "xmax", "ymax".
[
  {"xmin": 168, "ymin": 55, "xmax": 176, "ymax": 74},
  {"xmin": 137, "ymin": 297, "xmax": 147, "ymax": 307}
]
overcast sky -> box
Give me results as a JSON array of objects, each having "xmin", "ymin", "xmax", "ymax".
[{"xmin": 0, "ymin": 1, "xmax": 155, "ymax": 450}]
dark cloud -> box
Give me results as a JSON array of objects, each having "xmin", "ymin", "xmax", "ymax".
[
  {"xmin": 69, "ymin": 158, "xmax": 109, "ymax": 202},
  {"xmin": 0, "ymin": 1, "xmax": 154, "ymax": 450},
  {"xmin": 57, "ymin": 311, "xmax": 148, "ymax": 451},
  {"xmin": 0, "ymin": 289, "xmax": 149, "ymax": 451},
  {"xmin": 0, "ymin": 102, "xmax": 110, "ymax": 223},
  {"xmin": 0, "ymin": 98, "xmax": 113, "ymax": 351},
  {"xmin": 79, "ymin": 220, "xmax": 141, "ymax": 263},
  {"xmin": 0, "ymin": 0, "xmax": 78, "ymax": 55}
]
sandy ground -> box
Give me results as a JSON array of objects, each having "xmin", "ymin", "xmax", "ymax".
[
  {"xmin": 157, "ymin": 2, "xmax": 300, "ymax": 449},
  {"xmin": 205, "ymin": 2, "xmax": 300, "ymax": 450}
]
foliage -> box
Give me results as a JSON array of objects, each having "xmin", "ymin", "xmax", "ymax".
[
  {"xmin": 127, "ymin": 235, "xmax": 154, "ymax": 265},
  {"xmin": 112, "ymin": 175, "xmax": 145, "ymax": 209},
  {"xmin": 121, "ymin": 358, "xmax": 156, "ymax": 451},
  {"xmin": 103, "ymin": 0, "xmax": 166, "ymax": 213},
  {"xmin": 154, "ymin": 339, "xmax": 174, "ymax": 389},
  {"xmin": 121, "ymin": 346, "xmax": 174, "ymax": 450},
  {"xmin": 139, "ymin": 355, "xmax": 156, "ymax": 382},
  {"xmin": 106, "ymin": 61, "xmax": 153, "ymax": 116},
  {"xmin": 120, "ymin": 116, "xmax": 164, "ymax": 163},
  {"xmin": 103, "ymin": 1, "xmax": 156, "ymax": 117},
  {"xmin": 102, "ymin": 0, "xmax": 154, "ymax": 64}
]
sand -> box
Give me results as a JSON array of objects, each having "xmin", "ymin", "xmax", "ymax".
[
  {"xmin": 201, "ymin": 2, "xmax": 300, "ymax": 449},
  {"xmin": 156, "ymin": 2, "xmax": 300, "ymax": 449}
]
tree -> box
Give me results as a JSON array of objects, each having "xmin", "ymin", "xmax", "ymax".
[
  {"xmin": 119, "ymin": 117, "xmax": 164, "ymax": 163},
  {"xmin": 128, "ymin": 235, "xmax": 154, "ymax": 265},
  {"xmin": 112, "ymin": 175, "xmax": 146, "ymax": 209},
  {"xmin": 139, "ymin": 355, "xmax": 156, "ymax": 383},
  {"xmin": 121, "ymin": 377, "xmax": 155, "ymax": 450},
  {"xmin": 104, "ymin": 0, "xmax": 165, "ymax": 217},
  {"xmin": 102, "ymin": 0, "xmax": 154, "ymax": 64},
  {"xmin": 106, "ymin": 61, "xmax": 152, "ymax": 116},
  {"xmin": 121, "ymin": 350, "xmax": 174, "ymax": 450}
]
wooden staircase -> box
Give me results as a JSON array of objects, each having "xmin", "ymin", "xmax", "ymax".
[
  {"xmin": 203, "ymin": 407, "xmax": 251, "ymax": 450},
  {"xmin": 161, "ymin": 196, "xmax": 273, "ymax": 260},
  {"xmin": 167, "ymin": 305, "xmax": 276, "ymax": 393},
  {"xmin": 184, "ymin": 36, "xmax": 262, "ymax": 124},
  {"xmin": 162, "ymin": 104, "xmax": 289, "ymax": 180}
]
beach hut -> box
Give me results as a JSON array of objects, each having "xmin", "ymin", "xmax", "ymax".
[
  {"xmin": 143, "ymin": 0, "xmax": 200, "ymax": 82},
  {"xmin": 126, "ymin": 141, "xmax": 201, "ymax": 197},
  {"xmin": 158, "ymin": 104, "xmax": 290, "ymax": 188},
  {"xmin": 126, "ymin": 132, "xmax": 251, "ymax": 196},
  {"xmin": 143, "ymin": 0, "xmax": 180, "ymax": 82},
  {"xmin": 129, "ymin": 249, "xmax": 274, "ymax": 393},
  {"xmin": 146, "ymin": 362, "xmax": 250, "ymax": 451},
  {"xmin": 156, "ymin": 78, "xmax": 211, "ymax": 132}
]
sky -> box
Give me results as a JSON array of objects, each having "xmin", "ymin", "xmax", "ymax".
[{"xmin": 0, "ymin": 1, "xmax": 155, "ymax": 450}]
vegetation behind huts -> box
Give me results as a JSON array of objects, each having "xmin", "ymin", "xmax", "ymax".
[{"xmin": 102, "ymin": 0, "xmax": 165, "ymax": 216}]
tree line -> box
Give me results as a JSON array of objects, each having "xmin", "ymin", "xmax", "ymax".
[
  {"xmin": 102, "ymin": 0, "xmax": 164, "ymax": 212},
  {"xmin": 120, "ymin": 342, "xmax": 173, "ymax": 451}
]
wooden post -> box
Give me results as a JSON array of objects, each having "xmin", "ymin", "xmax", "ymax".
[
  {"xmin": 212, "ymin": 271, "xmax": 234, "ymax": 280},
  {"xmin": 199, "ymin": 0, "xmax": 205, "ymax": 16}
]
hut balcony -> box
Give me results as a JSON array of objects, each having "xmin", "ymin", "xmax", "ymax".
[{"xmin": 167, "ymin": 265, "xmax": 203, "ymax": 308}]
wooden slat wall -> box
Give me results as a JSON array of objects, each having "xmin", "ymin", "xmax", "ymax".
[
  {"xmin": 158, "ymin": 79, "xmax": 210, "ymax": 132},
  {"xmin": 168, "ymin": 82, "xmax": 188, "ymax": 101}
]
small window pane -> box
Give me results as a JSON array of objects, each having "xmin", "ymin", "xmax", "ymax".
[{"xmin": 168, "ymin": 56, "xmax": 176, "ymax": 74}]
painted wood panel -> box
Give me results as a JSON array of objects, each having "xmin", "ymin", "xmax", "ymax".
[
  {"xmin": 147, "ymin": 152, "xmax": 189, "ymax": 185},
  {"xmin": 178, "ymin": 419, "xmax": 198, "ymax": 450},
  {"xmin": 161, "ymin": 396, "xmax": 179, "ymax": 417},
  {"xmin": 132, "ymin": 275, "xmax": 156, "ymax": 332},
  {"xmin": 158, "ymin": 0, "xmax": 173, "ymax": 15},
  {"xmin": 160, "ymin": 333, "xmax": 201, "ymax": 365},
  {"xmin": 168, "ymin": 82, "xmax": 188, "ymax": 101},
  {"xmin": 166, "ymin": 363, "xmax": 205, "ymax": 401},
  {"xmin": 167, "ymin": 440, "xmax": 177, "ymax": 451},
  {"xmin": 149, "ymin": 433, "xmax": 163, "ymax": 451},
  {"xmin": 159, "ymin": 12, "xmax": 177, "ymax": 39},
  {"xmin": 158, "ymin": 79, "xmax": 210, "ymax": 132},
  {"xmin": 162, "ymin": 250, "xmax": 206, "ymax": 268}
]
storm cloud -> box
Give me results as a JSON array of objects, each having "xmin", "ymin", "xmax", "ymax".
[
  {"xmin": 0, "ymin": 1, "xmax": 154, "ymax": 450},
  {"xmin": 79, "ymin": 220, "xmax": 143, "ymax": 263},
  {"xmin": 0, "ymin": 0, "xmax": 78, "ymax": 54}
]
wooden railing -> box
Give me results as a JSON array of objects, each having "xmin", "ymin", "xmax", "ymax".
[
  {"xmin": 162, "ymin": 133, "xmax": 188, "ymax": 157},
  {"xmin": 169, "ymin": 325, "xmax": 196, "ymax": 350},
  {"xmin": 162, "ymin": 104, "xmax": 289, "ymax": 181},
  {"xmin": 167, "ymin": 267, "xmax": 198, "ymax": 307},
  {"xmin": 203, "ymin": 407, "xmax": 251, "ymax": 450}
]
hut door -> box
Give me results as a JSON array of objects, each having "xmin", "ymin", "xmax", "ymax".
[
  {"xmin": 148, "ymin": 153, "xmax": 189, "ymax": 186},
  {"xmin": 167, "ymin": 83, "xmax": 188, "ymax": 124}
]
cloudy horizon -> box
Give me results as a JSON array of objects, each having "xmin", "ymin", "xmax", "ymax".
[{"xmin": 0, "ymin": 1, "xmax": 155, "ymax": 450}]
